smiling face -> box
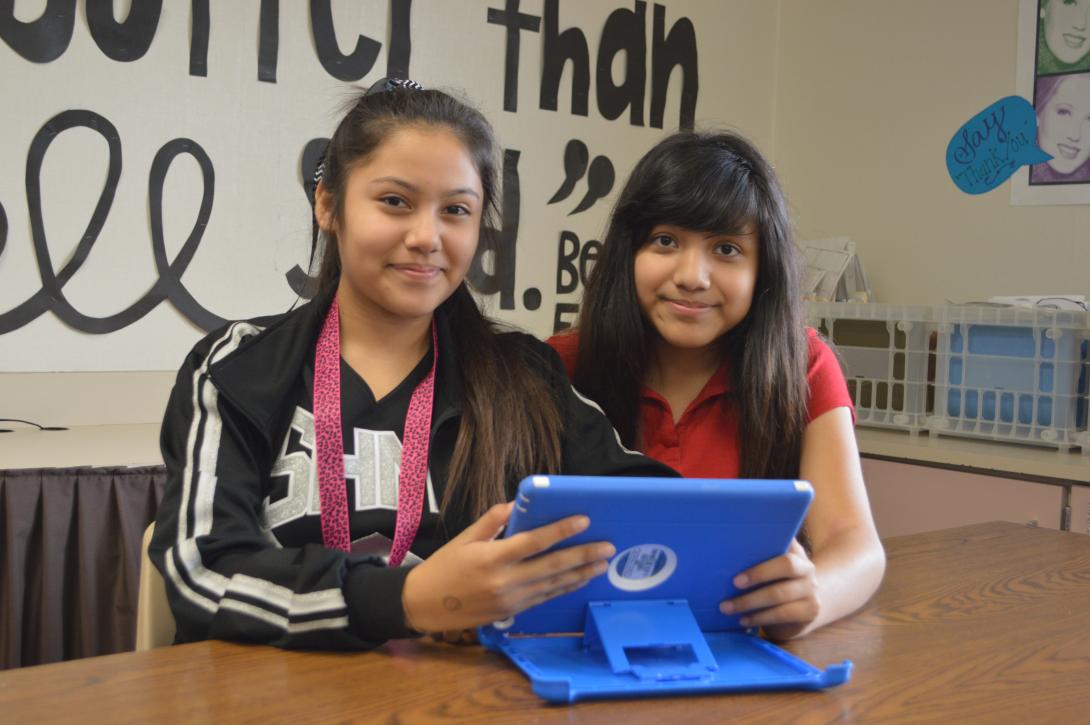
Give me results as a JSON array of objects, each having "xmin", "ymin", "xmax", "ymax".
[
  {"xmin": 1038, "ymin": 75, "xmax": 1090, "ymax": 174},
  {"xmin": 1043, "ymin": 0, "xmax": 1090, "ymax": 66},
  {"xmin": 316, "ymin": 126, "xmax": 483, "ymax": 324},
  {"xmin": 633, "ymin": 223, "xmax": 759, "ymax": 354}
]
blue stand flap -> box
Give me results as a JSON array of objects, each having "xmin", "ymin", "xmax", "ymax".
[
  {"xmin": 817, "ymin": 661, "xmax": 853, "ymax": 688},
  {"xmin": 583, "ymin": 600, "xmax": 718, "ymax": 682},
  {"xmin": 480, "ymin": 616, "xmax": 853, "ymax": 703}
]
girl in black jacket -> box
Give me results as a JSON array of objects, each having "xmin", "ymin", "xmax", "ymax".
[{"xmin": 149, "ymin": 79, "xmax": 671, "ymax": 650}]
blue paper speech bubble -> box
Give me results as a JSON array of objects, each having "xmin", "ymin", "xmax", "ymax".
[{"xmin": 946, "ymin": 96, "xmax": 1052, "ymax": 195}]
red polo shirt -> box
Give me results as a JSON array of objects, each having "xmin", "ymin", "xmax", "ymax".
[{"xmin": 546, "ymin": 329, "xmax": 853, "ymax": 478}]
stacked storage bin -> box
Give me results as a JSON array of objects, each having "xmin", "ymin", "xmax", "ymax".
[
  {"xmin": 927, "ymin": 305, "xmax": 1088, "ymax": 452},
  {"xmin": 807, "ymin": 303, "xmax": 934, "ymax": 433},
  {"xmin": 1067, "ymin": 325, "xmax": 1088, "ymax": 456},
  {"xmin": 1079, "ymin": 332, "xmax": 1090, "ymax": 455}
]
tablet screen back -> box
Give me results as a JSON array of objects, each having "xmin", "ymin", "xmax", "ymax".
[{"xmin": 498, "ymin": 475, "xmax": 812, "ymax": 635}]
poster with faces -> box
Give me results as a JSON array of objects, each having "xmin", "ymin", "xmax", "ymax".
[{"xmin": 1012, "ymin": 0, "xmax": 1090, "ymax": 204}]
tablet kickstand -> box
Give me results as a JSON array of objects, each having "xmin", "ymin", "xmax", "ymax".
[{"xmin": 582, "ymin": 599, "xmax": 719, "ymax": 682}]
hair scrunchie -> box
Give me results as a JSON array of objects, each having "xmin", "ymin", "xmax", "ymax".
[{"xmin": 313, "ymin": 77, "xmax": 425, "ymax": 189}]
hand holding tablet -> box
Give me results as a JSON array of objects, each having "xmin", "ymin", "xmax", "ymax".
[{"xmin": 401, "ymin": 501, "xmax": 614, "ymax": 634}]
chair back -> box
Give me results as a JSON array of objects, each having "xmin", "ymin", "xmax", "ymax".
[{"xmin": 135, "ymin": 523, "xmax": 176, "ymax": 650}]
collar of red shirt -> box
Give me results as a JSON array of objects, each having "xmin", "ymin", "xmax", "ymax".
[{"xmin": 640, "ymin": 363, "xmax": 731, "ymax": 415}]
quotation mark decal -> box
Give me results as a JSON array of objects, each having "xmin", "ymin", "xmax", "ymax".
[{"xmin": 548, "ymin": 139, "xmax": 614, "ymax": 215}]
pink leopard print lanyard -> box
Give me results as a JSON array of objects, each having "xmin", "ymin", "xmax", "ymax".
[{"xmin": 313, "ymin": 297, "xmax": 438, "ymax": 566}]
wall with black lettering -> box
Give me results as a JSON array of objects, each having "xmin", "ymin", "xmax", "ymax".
[{"xmin": 0, "ymin": 1, "xmax": 779, "ymax": 383}]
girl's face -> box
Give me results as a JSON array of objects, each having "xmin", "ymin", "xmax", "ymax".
[
  {"xmin": 1044, "ymin": 0, "xmax": 1090, "ymax": 66},
  {"xmin": 633, "ymin": 223, "xmax": 759, "ymax": 354},
  {"xmin": 318, "ymin": 127, "xmax": 484, "ymax": 323},
  {"xmin": 1039, "ymin": 75, "xmax": 1090, "ymax": 175}
]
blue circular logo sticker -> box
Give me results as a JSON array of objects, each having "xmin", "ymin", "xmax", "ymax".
[{"xmin": 607, "ymin": 544, "xmax": 677, "ymax": 591}]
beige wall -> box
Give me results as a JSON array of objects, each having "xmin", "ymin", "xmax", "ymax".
[
  {"xmin": 773, "ymin": 0, "xmax": 1090, "ymax": 305},
  {"xmin": 5, "ymin": 1, "xmax": 1089, "ymax": 431},
  {"xmin": 0, "ymin": 371, "xmax": 176, "ymax": 427},
  {"xmin": 0, "ymin": 1, "xmax": 780, "ymax": 429}
]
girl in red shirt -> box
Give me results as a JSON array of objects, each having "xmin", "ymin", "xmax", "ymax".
[{"xmin": 548, "ymin": 131, "xmax": 885, "ymax": 640}]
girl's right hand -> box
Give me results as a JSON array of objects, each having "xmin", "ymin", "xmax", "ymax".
[{"xmin": 401, "ymin": 502, "xmax": 614, "ymax": 634}]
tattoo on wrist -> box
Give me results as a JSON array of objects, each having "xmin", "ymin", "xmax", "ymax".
[{"xmin": 443, "ymin": 596, "xmax": 463, "ymax": 612}]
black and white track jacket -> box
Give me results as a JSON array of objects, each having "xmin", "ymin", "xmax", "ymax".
[{"xmin": 150, "ymin": 292, "xmax": 673, "ymax": 650}]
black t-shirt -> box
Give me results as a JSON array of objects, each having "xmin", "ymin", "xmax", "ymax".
[{"xmin": 264, "ymin": 349, "xmax": 447, "ymax": 558}]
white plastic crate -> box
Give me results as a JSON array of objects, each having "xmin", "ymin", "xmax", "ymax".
[
  {"xmin": 928, "ymin": 305, "xmax": 1088, "ymax": 451},
  {"xmin": 807, "ymin": 303, "xmax": 934, "ymax": 433},
  {"xmin": 1077, "ymin": 338, "xmax": 1090, "ymax": 457}
]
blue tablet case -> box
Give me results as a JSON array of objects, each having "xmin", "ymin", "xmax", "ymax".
[{"xmin": 478, "ymin": 475, "xmax": 852, "ymax": 703}]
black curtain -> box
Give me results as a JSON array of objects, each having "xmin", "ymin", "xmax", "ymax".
[{"xmin": 0, "ymin": 466, "xmax": 165, "ymax": 669}]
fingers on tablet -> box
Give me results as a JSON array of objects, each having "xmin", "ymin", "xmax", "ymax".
[{"xmin": 502, "ymin": 515, "xmax": 590, "ymax": 560}]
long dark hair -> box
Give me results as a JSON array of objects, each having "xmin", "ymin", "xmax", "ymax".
[
  {"xmin": 574, "ymin": 131, "xmax": 809, "ymax": 479},
  {"xmin": 314, "ymin": 83, "xmax": 562, "ymax": 518}
]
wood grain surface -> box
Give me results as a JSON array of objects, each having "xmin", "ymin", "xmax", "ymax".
[{"xmin": 1, "ymin": 522, "xmax": 1087, "ymax": 723}]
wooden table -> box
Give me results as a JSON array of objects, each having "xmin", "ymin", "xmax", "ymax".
[{"xmin": 1, "ymin": 522, "xmax": 1087, "ymax": 723}]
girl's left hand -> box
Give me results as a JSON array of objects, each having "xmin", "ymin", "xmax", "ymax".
[{"xmin": 719, "ymin": 539, "xmax": 820, "ymax": 641}]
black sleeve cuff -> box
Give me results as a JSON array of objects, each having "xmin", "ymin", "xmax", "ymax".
[{"xmin": 343, "ymin": 562, "xmax": 420, "ymax": 643}]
